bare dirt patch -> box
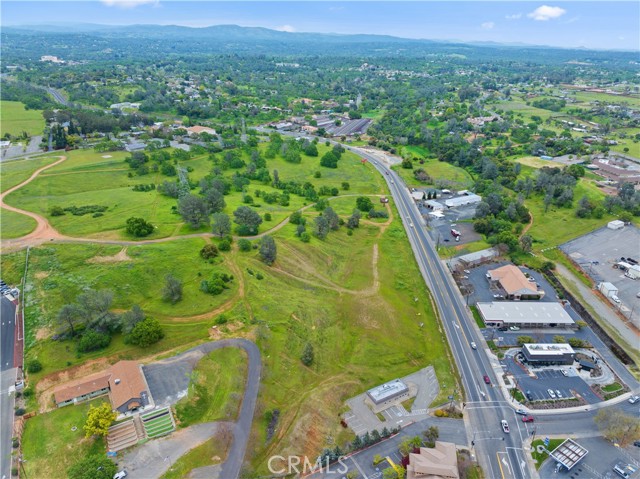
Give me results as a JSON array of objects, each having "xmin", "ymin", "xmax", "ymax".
[
  {"xmin": 87, "ymin": 247, "xmax": 132, "ymax": 264},
  {"xmin": 34, "ymin": 271, "xmax": 49, "ymax": 280},
  {"xmin": 35, "ymin": 327, "xmax": 52, "ymax": 341}
]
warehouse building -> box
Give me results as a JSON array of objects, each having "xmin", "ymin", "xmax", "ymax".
[
  {"xmin": 477, "ymin": 302, "xmax": 575, "ymax": 328},
  {"xmin": 444, "ymin": 193, "xmax": 482, "ymax": 208},
  {"xmin": 521, "ymin": 343, "xmax": 575, "ymax": 365},
  {"xmin": 487, "ymin": 265, "xmax": 545, "ymax": 300}
]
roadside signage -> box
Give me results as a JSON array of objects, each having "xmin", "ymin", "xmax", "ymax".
[{"xmin": 544, "ymin": 437, "xmax": 550, "ymax": 446}]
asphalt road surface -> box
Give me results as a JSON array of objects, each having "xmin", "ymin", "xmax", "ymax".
[
  {"xmin": 0, "ymin": 297, "xmax": 17, "ymax": 479},
  {"xmin": 1, "ymin": 296, "xmax": 16, "ymax": 372}
]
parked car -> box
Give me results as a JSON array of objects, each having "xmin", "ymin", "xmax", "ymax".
[
  {"xmin": 509, "ymin": 326, "xmax": 520, "ymax": 331},
  {"xmin": 501, "ymin": 420, "xmax": 510, "ymax": 433},
  {"xmin": 498, "ymin": 326, "xmax": 508, "ymax": 331},
  {"xmin": 561, "ymin": 370, "xmax": 569, "ymax": 377},
  {"xmin": 628, "ymin": 395, "xmax": 640, "ymax": 404},
  {"xmin": 483, "ymin": 375, "xmax": 491, "ymax": 384},
  {"xmin": 522, "ymin": 415, "xmax": 534, "ymax": 423},
  {"xmin": 515, "ymin": 409, "xmax": 527, "ymax": 416},
  {"xmin": 547, "ymin": 389, "xmax": 556, "ymax": 399},
  {"xmin": 556, "ymin": 390, "xmax": 563, "ymax": 398},
  {"xmin": 612, "ymin": 296, "xmax": 621, "ymax": 304},
  {"xmin": 633, "ymin": 440, "xmax": 640, "ymax": 447},
  {"xmin": 113, "ymin": 471, "xmax": 128, "ymax": 479},
  {"xmin": 470, "ymin": 342, "xmax": 477, "ymax": 350},
  {"xmin": 463, "ymin": 270, "xmax": 471, "ymax": 274},
  {"xmin": 526, "ymin": 390, "xmax": 533, "ymax": 401},
  {"xmin": 613, "ymin": 463, "xmax": 637, "ymax": 479}
]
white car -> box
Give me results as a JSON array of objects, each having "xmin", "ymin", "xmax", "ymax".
[
  {"xmin": 501, "ymin": 420, "xmax": 510, "ymax": 433},
  {"xmin": 561, "ymin": 370, "xmax": 569, "ymax": 377},
  {"xmin": 548, "ymin": 389, "xmax": 556, "ymax": 399},
  {"xmin": 409, "ymin": 223, "xmax": 414, "ymax": 228},
  {"xmin": 113, "ymin": 471, "xmax": 127, "ymax": 479},
  {"xmin": 509, "ymin": 326, "xmax": 520, "ymax": 331},
  {"xmin": 470, "ymin": 342, "xmax": 477, "ymax": 350},
  {"xmin": 556, "ymin": 390, "xmax": 563, "ymax": 398},
  {"xmin": 628, "ymin": 395, "xmax": 640, "ymax": 404},
  {"xmin": 612, "ymin": 296, "xmax": 621, "ymax": 304},
  {"xmin": 463, "ymin": 270, "xmax": 471, "ymax": 274}
]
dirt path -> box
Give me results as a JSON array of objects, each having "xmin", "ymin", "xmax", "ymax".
[
  {"xmin": 520, "ymin": 209, "xmax": 534, "ymax": 238},
  {"xmin": 1, "ymin": 155, "xmax": 69, "ymax": 249}
]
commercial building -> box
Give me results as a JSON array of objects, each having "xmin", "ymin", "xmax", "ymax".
[
  {"xmin": 487, "ymin": 265, "xmax": 544, "ymax": 300},
  {"xmin": 411, "ymin": 191, "xmax": 425, "ymax": 201},
  {"xmin": 186, "ymin": 125, "xmax": 217, "ymax": 136},
  {"xmin": 425, "ymin": 200, "xmax": 444, "ymax": 211},
  {"xmin": 406, "ymin": 442, "xmax": 459, "ymax": 479},
  {"xmin": 366, "ymin": 379, "xmax": 410, "ymax": 412},
  {"xmin": 477, "ymin": 302, "xmax": 575, "ymax": 328},
  {"xmin": 521, "ymin": 343, "xmax": 575, "ymax": 365},
  {"xmin": 444, "ymin": 193, "xmax": 482, "ymax": 208},
  {"xmin": 53, "ymin": 361, "xmax": 152, "ymax": 415}
]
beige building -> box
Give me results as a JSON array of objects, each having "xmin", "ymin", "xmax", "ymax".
[
  {"xmin": 406, "ymin": 442, "xmax": 459, "ymax": 479},
  {"xmin": 487, "ymin": 265, "xmax": 544, "ymax": 300}
]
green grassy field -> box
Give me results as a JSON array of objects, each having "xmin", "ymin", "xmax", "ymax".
[
  {"xmin": 524, "ymin": 180, "xmax": 613, "ymax": 250},
  {"xmin": 1, "ymin": 209, "xmax": 37, "ymax": 238},
  {"xmin": 392, "ymin": 157, "xmax": 473, "ymax": 188},
  {"xmin": 1, "ymin": 155, "xmax": 60, "ymax": 193},
  {"xmin": 21, "ymin": 399, "xmax": 108, "ymax": 479},
  {"xmin": 161, "ymin": 436, "xmax": 227, "ymax": 479},
  {"xmin": 175, "ymin": 347, "xmax": 248, "ymax": 426},
  {"xmin": 3, "ymin": 144, "xmax": 384, "ymax": 240},
  {"xmin": 0, "ymin": 101, "xmax": 45, "ymax": 137}
]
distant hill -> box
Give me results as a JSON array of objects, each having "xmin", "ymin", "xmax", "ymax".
[{"xmin": 2, "ymin": 23, "xmax": 636, "ymax": 64}]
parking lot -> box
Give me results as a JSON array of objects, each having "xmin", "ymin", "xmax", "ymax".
[
  {"xmin": 462, "ymin": 261, "xmax": 559, "ymax": 306},
  {"xmin": 560, "ymin": 225, "xmax": 640, "ymax": 318},
  {"xmin": 501, "ymin": 354, "xmax": 602, "ymax": 404},
  {"xmin": 420, "ymin": 202, "xmax": 483, "ymax": 247}
]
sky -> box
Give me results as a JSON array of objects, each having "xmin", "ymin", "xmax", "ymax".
[{"xmin": 2, "ymin": 1, "xmax": 639, "ymax": 50}]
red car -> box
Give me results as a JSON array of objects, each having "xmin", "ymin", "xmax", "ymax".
[
  {"xmin": 483, "ymin": 375, "xmax": 491, "ymax": 384},
  {"xmin": 522, "ymin": 415, "xmax": 534, "ymax": 423}
]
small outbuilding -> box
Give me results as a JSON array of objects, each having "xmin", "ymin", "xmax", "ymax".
[
  {"xmin": 607, "ymin": 220, "xmax": 625, "ymax": 230},
  {"xmin": 598, "ymin": 282, "xmax": 618, "ymax": 298}
]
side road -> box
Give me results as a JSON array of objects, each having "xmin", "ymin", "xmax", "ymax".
[{"xmin": 119, "ymin": 339, "xmax": 261, "ymax": 479}]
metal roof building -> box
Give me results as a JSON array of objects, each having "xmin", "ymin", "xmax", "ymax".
[
  {"xmin": 477, "ymin": 302, "xmax": 575, "ymax": 328},
  {"xmin": 522, "ymin": 343, "xmax": 575, "ymax": 365},
  {"xmin": 549, "ymin": 439, "xmax": 588, "ymax": 471},
  {"xmin": 444, "ymin": 193, "xmax": 482, "ymax": 208}
]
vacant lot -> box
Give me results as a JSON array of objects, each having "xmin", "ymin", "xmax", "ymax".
[
  {"xmin": 175, "ymin": 347, "xmax": 248, "ymax": 426},
  {"xmin": 21, "ymin": 399, "xmax": 108, "ymax": 479},
  {"xmin": 0, "ymin": 101, "xmax": 45, "ymax": 137}
]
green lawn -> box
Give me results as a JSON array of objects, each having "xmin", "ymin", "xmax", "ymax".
[
  {"xmin": 0, "ymin": 101, "xmax": 45, "ymax": 137},
  {"xmin": 161, "ymin": 436, "xmax": 227, "ymax": 479},
  {"xmin": 1, "ymin": 208, "xmax": 37, "ymax": 238},
  {"xmin": 21, "ymin": 399, "xmax": 108, "ymax": 479},
  {"xmin": 175, "ymin": 347, "xmax": 248, "ymax": 427},
  {"xmin": 530, "ymin": 438, "xmax": 565, "ymax": 469}
]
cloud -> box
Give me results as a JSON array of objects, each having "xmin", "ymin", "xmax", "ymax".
[
  {"xmin": 276, "ymin": 25, "xmax": 296, "ymax": 33},
  {"xmin": 505, "ymin": 13, "xmax": 522, "ymax": 20},
  {"xmin": 100, "ymin": 0, "xmax": 158, "ymax": 8},
  {"xmin": 527, "ymin": 5, "xmax": 567, "ymax": 21},
  {"xmin": 481, "ymin": 22, "xmax": 495, "ymax": 30}
]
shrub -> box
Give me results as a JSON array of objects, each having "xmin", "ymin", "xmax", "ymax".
[
  {"xmin": 50, "ymin": 205, "xmax": 65, "ymax": 216},
  {"xmin": 126, "ymin": 217, "xmax": 154, "ymax": 237},
  {"xmin": 26, "ymin": 358, "xmax": 42, "ymax": 373},
  {"xmin": 264, "ymin": 213, "xmax": 272, "ymax": 221},
  {"xmin": 14, "ymin": 408, "xmax": 26, "ymax": 416},
  {"xmin": 300, "ymin": 232, "xmax": 311, "ymax": 242},
  {"xmin": 219, "ymin": 239, "xmax": 231, "ymax": 251},
  {"xmin": 200, "ymin": 244, "xmax": 219, "ymax": 259},
  {"xmin": 125, "ymin": 318, "xmax": 164, "ymax": 347},
  {"xmin": 238, "ymin": 239, "xmax": 252, "ymax": 252},
  {"xmin": 77, "ymin": 330, "xmax": 111, "ymax": 353},
  {"xmin": 356, "ymin": 196, "xmax": 374, "ymax": 212}
]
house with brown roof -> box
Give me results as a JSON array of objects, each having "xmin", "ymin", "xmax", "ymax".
[
  {"xmin": 53, "ymin": 361, "xmax": 152, "ymax": 415},
  {"xmin": 406, "ymin": 442, "xmax": 460, "ymax": 479},
  {"xmin": 487, "ymin": 265, "xmax": 544, "ymax": 300}
]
